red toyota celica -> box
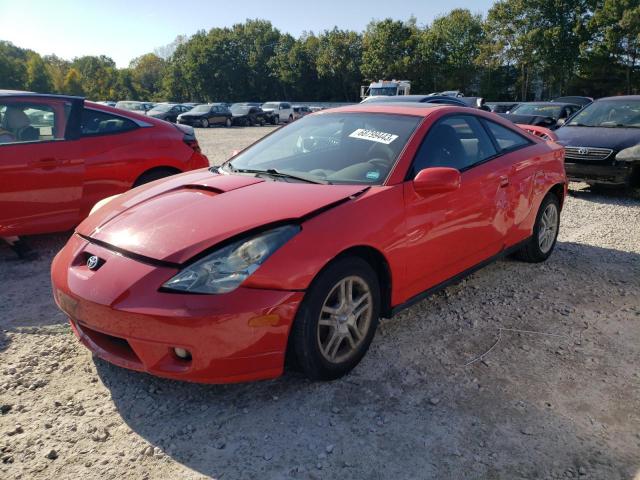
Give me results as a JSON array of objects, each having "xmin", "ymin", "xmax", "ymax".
[
  {"xmin": 51, "ymin": 103, "xmax": 566, "ymax": 383},
  {"xmin": 0, "ymin": 92, "xmax": 208, "ymax": 239}
]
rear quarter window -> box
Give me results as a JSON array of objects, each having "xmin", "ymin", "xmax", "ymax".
[
  {"xmin": 81, "ymin": 109, "xmax": 138, "ymax": 136},
  {"xmin": 482, "ymin": 120, "xmax": 532, "ymax": 152}
]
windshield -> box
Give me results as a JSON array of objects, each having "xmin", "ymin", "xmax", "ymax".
[
  {"xmin": 370, "ymin": 87, "xmax": 397, "ymax": 96},
  {"xmin": 567, "ymin": 100, "xmax": 640, "ymax": 128},
  {"xmin": 191, "ymin": 105, "xmax": 211, "ymax": 113},
  {"xmin": 230, "ymin": 105, "xmax": 250, "ymax": 114},
  {"xmin": 226, "ymin": 112, "xmax": 420, "ymax": 185},
  {"xmin": 150, "ymin": 104, "xmax": 174, "ymax": 112},
  {"xmin": 261, "ymin": 103, "xmax": 278, "ymax": 110},
  {"xmin": 511, "ymin": 104, "xmax": 563, "ymax": 118}
]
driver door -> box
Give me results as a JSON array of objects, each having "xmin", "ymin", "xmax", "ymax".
[
  {"xmin": 401, "ymin": 114, "xmax": 510, "ymax": 299},
  {"xmin": 0, "ymin": 96, "xmax": 85, "ymax": 236}
]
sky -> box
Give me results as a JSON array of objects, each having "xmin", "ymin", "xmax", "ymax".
[{"xmin": 0, "ymin": 0, "xmax": 494, "ymax": 68}]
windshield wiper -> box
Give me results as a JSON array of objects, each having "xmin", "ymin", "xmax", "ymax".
[
  {"xmin": 228, "ymin": 166, "xmax": 328, "ymax": 184},
  {"xmin": 567, "ymin": 122, "xmax": 593, "ymax": 127}
]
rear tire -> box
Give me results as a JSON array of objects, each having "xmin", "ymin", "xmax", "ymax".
[
  {"xmin": 133, "ymin": 168, "xmax": 179, "ymax": 188},
  {"xmin": 291, "ymin": 257, "xmax": 380, "ymax": 381},
  {"xmin": 515, "ymin": 193, "xmax": 560, "ymax": 263}
]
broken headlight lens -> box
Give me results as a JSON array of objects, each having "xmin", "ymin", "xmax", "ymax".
[{"xmin": 162, "ymin": 225, "xmax": 300, "ymax": 294}]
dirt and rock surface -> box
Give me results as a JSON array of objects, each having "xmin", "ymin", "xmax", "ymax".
[{"xmin": 1, "ymin": 126, "xmax": 639, "ymax": 480}]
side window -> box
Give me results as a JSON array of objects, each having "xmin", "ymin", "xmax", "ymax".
[
  {"xmin": 410, "ymin": 115, "xmax": 497, "ymax": 176},
  {"xmin": 0, "ymin": 100, "xmax": 71, "ymax": 145},
  {"xmin": 81, "ymin": 108, "xmax": 137, "ymax": 136},
  {"xmin": 482, "ymin": 120, "xmax": 531, "ymax": 152}
]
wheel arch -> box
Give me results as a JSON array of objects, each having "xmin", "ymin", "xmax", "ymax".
[
  {"xmin": 132, "ymin": 166, "xmax": 182, "ymax": 187},
  {"xmin": 329, "ymin": 245, "xmax": 393, "ymax": 319},
  {"xmin": 548, "ymin": 182, "xmax": 566, "ymax": 209}
]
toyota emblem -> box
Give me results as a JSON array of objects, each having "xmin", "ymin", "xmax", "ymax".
[
  {"xmin": 86, "ymin": 255, "xmax": 100, "ymax": 270},
  {"xmin": 577, "ymin": 147, "xmax": 589, "ymax": 155}
]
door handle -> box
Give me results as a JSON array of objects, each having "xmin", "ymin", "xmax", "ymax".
[
  {"xmin": 31, "ymin": 158, "xmax": 59, "ymax": 169},
  {"xmin": 499, "ymin": 175, "xmax": 509, "ymax": 188}
]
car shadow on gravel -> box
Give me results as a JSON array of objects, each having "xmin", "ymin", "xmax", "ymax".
[
  {"xmin": 96, "ymin": 240, "xmax": 640, "ymax": 479},
  {"xmin": 568, "ymin": 182, "xmax": 640, "ymax": 203},
  {"xmin": 0, "ymin": 232, "xmax": 71, "ymax": 352}
]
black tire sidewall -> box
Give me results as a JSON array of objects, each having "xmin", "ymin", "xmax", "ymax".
[{"xmin": 293, "ymin": 257, "xmax": 380, "ymax": 380}]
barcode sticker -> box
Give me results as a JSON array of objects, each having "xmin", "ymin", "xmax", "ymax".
[{"xmin": 349, "ymin": 128, "xmax": 398, "ymax": 145}]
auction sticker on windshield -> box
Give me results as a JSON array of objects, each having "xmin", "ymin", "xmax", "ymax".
[{"xmin": 349, "ymin": 128, "xmax": 398, "ymax": 145}]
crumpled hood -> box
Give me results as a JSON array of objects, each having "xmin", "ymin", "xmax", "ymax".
[
  {"xmin": 555, "ymin": 126, "xmax": 640, "ymax": 151},
  {"xmin": 77, "ymin": 170, "xmax": 365, "ymax": 264}
]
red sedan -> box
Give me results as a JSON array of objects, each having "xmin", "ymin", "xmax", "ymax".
[
  {"xmin": 0, "ymin": 92, "xmax": 208, "ymax": 238},
  {"xmin": 51, "ymin": 103, "xmax": 566, "ymax": 383}
]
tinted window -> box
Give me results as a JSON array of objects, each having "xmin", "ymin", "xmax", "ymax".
[
  {"xmin": 410, "ymin": 115, "xmax": 497, "ymax": 175},
  {"xmin": 0, "ymin": 99, "xmax": 71, "ymax": 145},
  {"xmin": 81, "ymin": 109, "xmax": 137, "ymax": 135},
  {"xmin": 483, "ymin": 120, "xmax": 531, "ymax": 151}
]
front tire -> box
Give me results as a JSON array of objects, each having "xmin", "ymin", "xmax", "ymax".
[
  {"xmin": 200, "ymin": 118, "xmax": 209, "ymax": 128},
  {"xmin": 515, "ymin": 193, "xmax": 560, "ymax": 263},
  {"xmin": 292, "ymin": 257, "xmax": 380, "ymax": 381},
  {"xmin": 225, "ymin": 118, "xmax": 232, "ymax": 128}
]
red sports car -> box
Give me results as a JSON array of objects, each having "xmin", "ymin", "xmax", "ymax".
[
  {"xmin": 51, "ymin": 103, "xmax": 566, "ymax": 383},
  {"xmin": 0, "ymin": 92, "xmax": 208, "ymax": 238}
]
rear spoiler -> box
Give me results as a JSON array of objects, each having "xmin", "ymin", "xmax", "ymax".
[{"xmin": 516, "ymin": 124, "xmax": 558, "ymax": 141}]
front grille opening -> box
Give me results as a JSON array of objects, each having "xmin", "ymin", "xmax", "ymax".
[{"xmin": 80, "ymin": 323, "xmax": 142, "ymax": 366}]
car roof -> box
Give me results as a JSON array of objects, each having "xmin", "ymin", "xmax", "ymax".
[
  {"xmin": 514, "ymin": 102, "xmax": 579, "ymax": 107},
  {"xmin": 596, "ymin": 95, "xmax": 640, "ymax": 102},
  {"xmin": 0, "ymin": 91, "xmax": 83, "ymax": 101},
  {"xmin": 315, "ymin": 102, "xmax": 457, "ymax": 117}
]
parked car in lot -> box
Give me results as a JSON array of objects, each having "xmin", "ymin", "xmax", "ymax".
[
  {"xmin": 51, "ymin": 103, "xmax": 566, "ymax": 384},
  {"xmin": 230, "ymin": 103, "xmax": 267, "ymax": 126},
  {"xmin": 555, "ymin": 95, "xmax": 640, "ymax": 189},
  {"xmin": 293, "ymin": 105, "xmax": 312, "ymax": 120},
  {"xmin": 499, "ymin": 102, "xmax": 582, "ymax": 129},
  {"xmin": 0, "ymin": 92, "xmax": 209, "ymax": 238},
  {"xmin": 552, "ymin": 96, "xmax": 593, "ymax": 107},
  {"xmin": 177, "ymin": 103, "xmax": 232, "ymax": 128},
  {"xmin": 485, "ymin": 102, "xmax": 520, "ymax": 113},
  {"xmin": 261, "ymin": 101, "xmax": 294, "ymax": 124},
  {"xmin": 114, "ymin": 100, "xmax": 154, "ymax": 115},
  {"xmin": 146, "ymin": 103, "xmax": 192, "ymax": 123},
  {"xmin": 95, "ymin": 100, "xmax": 116, "ymax": 107}
]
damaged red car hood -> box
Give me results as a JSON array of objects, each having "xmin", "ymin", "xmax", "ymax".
[{"xmin": 76, "ymin": 170, "xmax": 365, "ymax": 264}]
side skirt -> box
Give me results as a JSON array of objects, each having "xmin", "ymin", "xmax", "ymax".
[{"xmin": 389, "ymin": 238, "xmax": 530, "ymax": 317}]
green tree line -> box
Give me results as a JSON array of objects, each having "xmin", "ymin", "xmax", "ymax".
[{"xmin": 1, "ymin": 0, "xmax": 638, "ymax": 102}]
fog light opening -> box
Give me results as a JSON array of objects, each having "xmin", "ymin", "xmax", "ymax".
[{"xmin": 173, "ymin": 347, "xmax": 192, "ymax": 361}]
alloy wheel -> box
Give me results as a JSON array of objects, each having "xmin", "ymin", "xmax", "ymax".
[
  {"xmin": 317, "ymin": 276, "xmax": 373, "ymax": 364},
  {"xmin": 538, "ymin": 202, "xmax": 558, "ymax": 253}
]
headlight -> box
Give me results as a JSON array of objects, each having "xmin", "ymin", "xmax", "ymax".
[
  {"xmin": 162, "ymin": 225, "xmax": 300, "ymax": 294},
  {"xmin": 615, "ymin": 144, "xmax": 640, "ymax": 162}
]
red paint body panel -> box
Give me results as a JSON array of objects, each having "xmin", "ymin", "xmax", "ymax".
[
  {"xmin": 52, "ymin": 234, "xmax": 303, "ymax": 383},
  {"xmin": 51, "ymin": 104, "xmax": 567, "ymax": 383},
  {"xmin": 0, "ymin": 98, "xmax": 208, "ymax": 237}
]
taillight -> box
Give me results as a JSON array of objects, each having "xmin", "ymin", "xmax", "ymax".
[{"xmin": 174, "ymin": 123, "xmax": 201, "ymax": 153}]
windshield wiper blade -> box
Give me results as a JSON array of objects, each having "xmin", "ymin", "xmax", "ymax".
[{"xmin": 230, "ymin": 166, "xmax": 328, "ymax": 184}]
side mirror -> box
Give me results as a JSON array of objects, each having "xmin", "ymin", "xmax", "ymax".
[
  {"xmin": 556, "ymin": 118, "xmax": 566, "ymax": 126},
  {"xmin": 413, "ymin": 167, "xmax": 461, "ymax": 195}
]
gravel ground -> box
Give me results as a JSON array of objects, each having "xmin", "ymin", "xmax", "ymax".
[{"xmin": 1, "ymin": 127, "xmax": 639, "ymax": 480}]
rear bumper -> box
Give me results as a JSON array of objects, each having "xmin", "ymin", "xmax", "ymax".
[
  {"xmin": 51, "ymin": 234, "xmax": 304, "ymax": 383},
  {"xmin": 565, "ymin": 161, "xmax": 633, "ymax": 185}
]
